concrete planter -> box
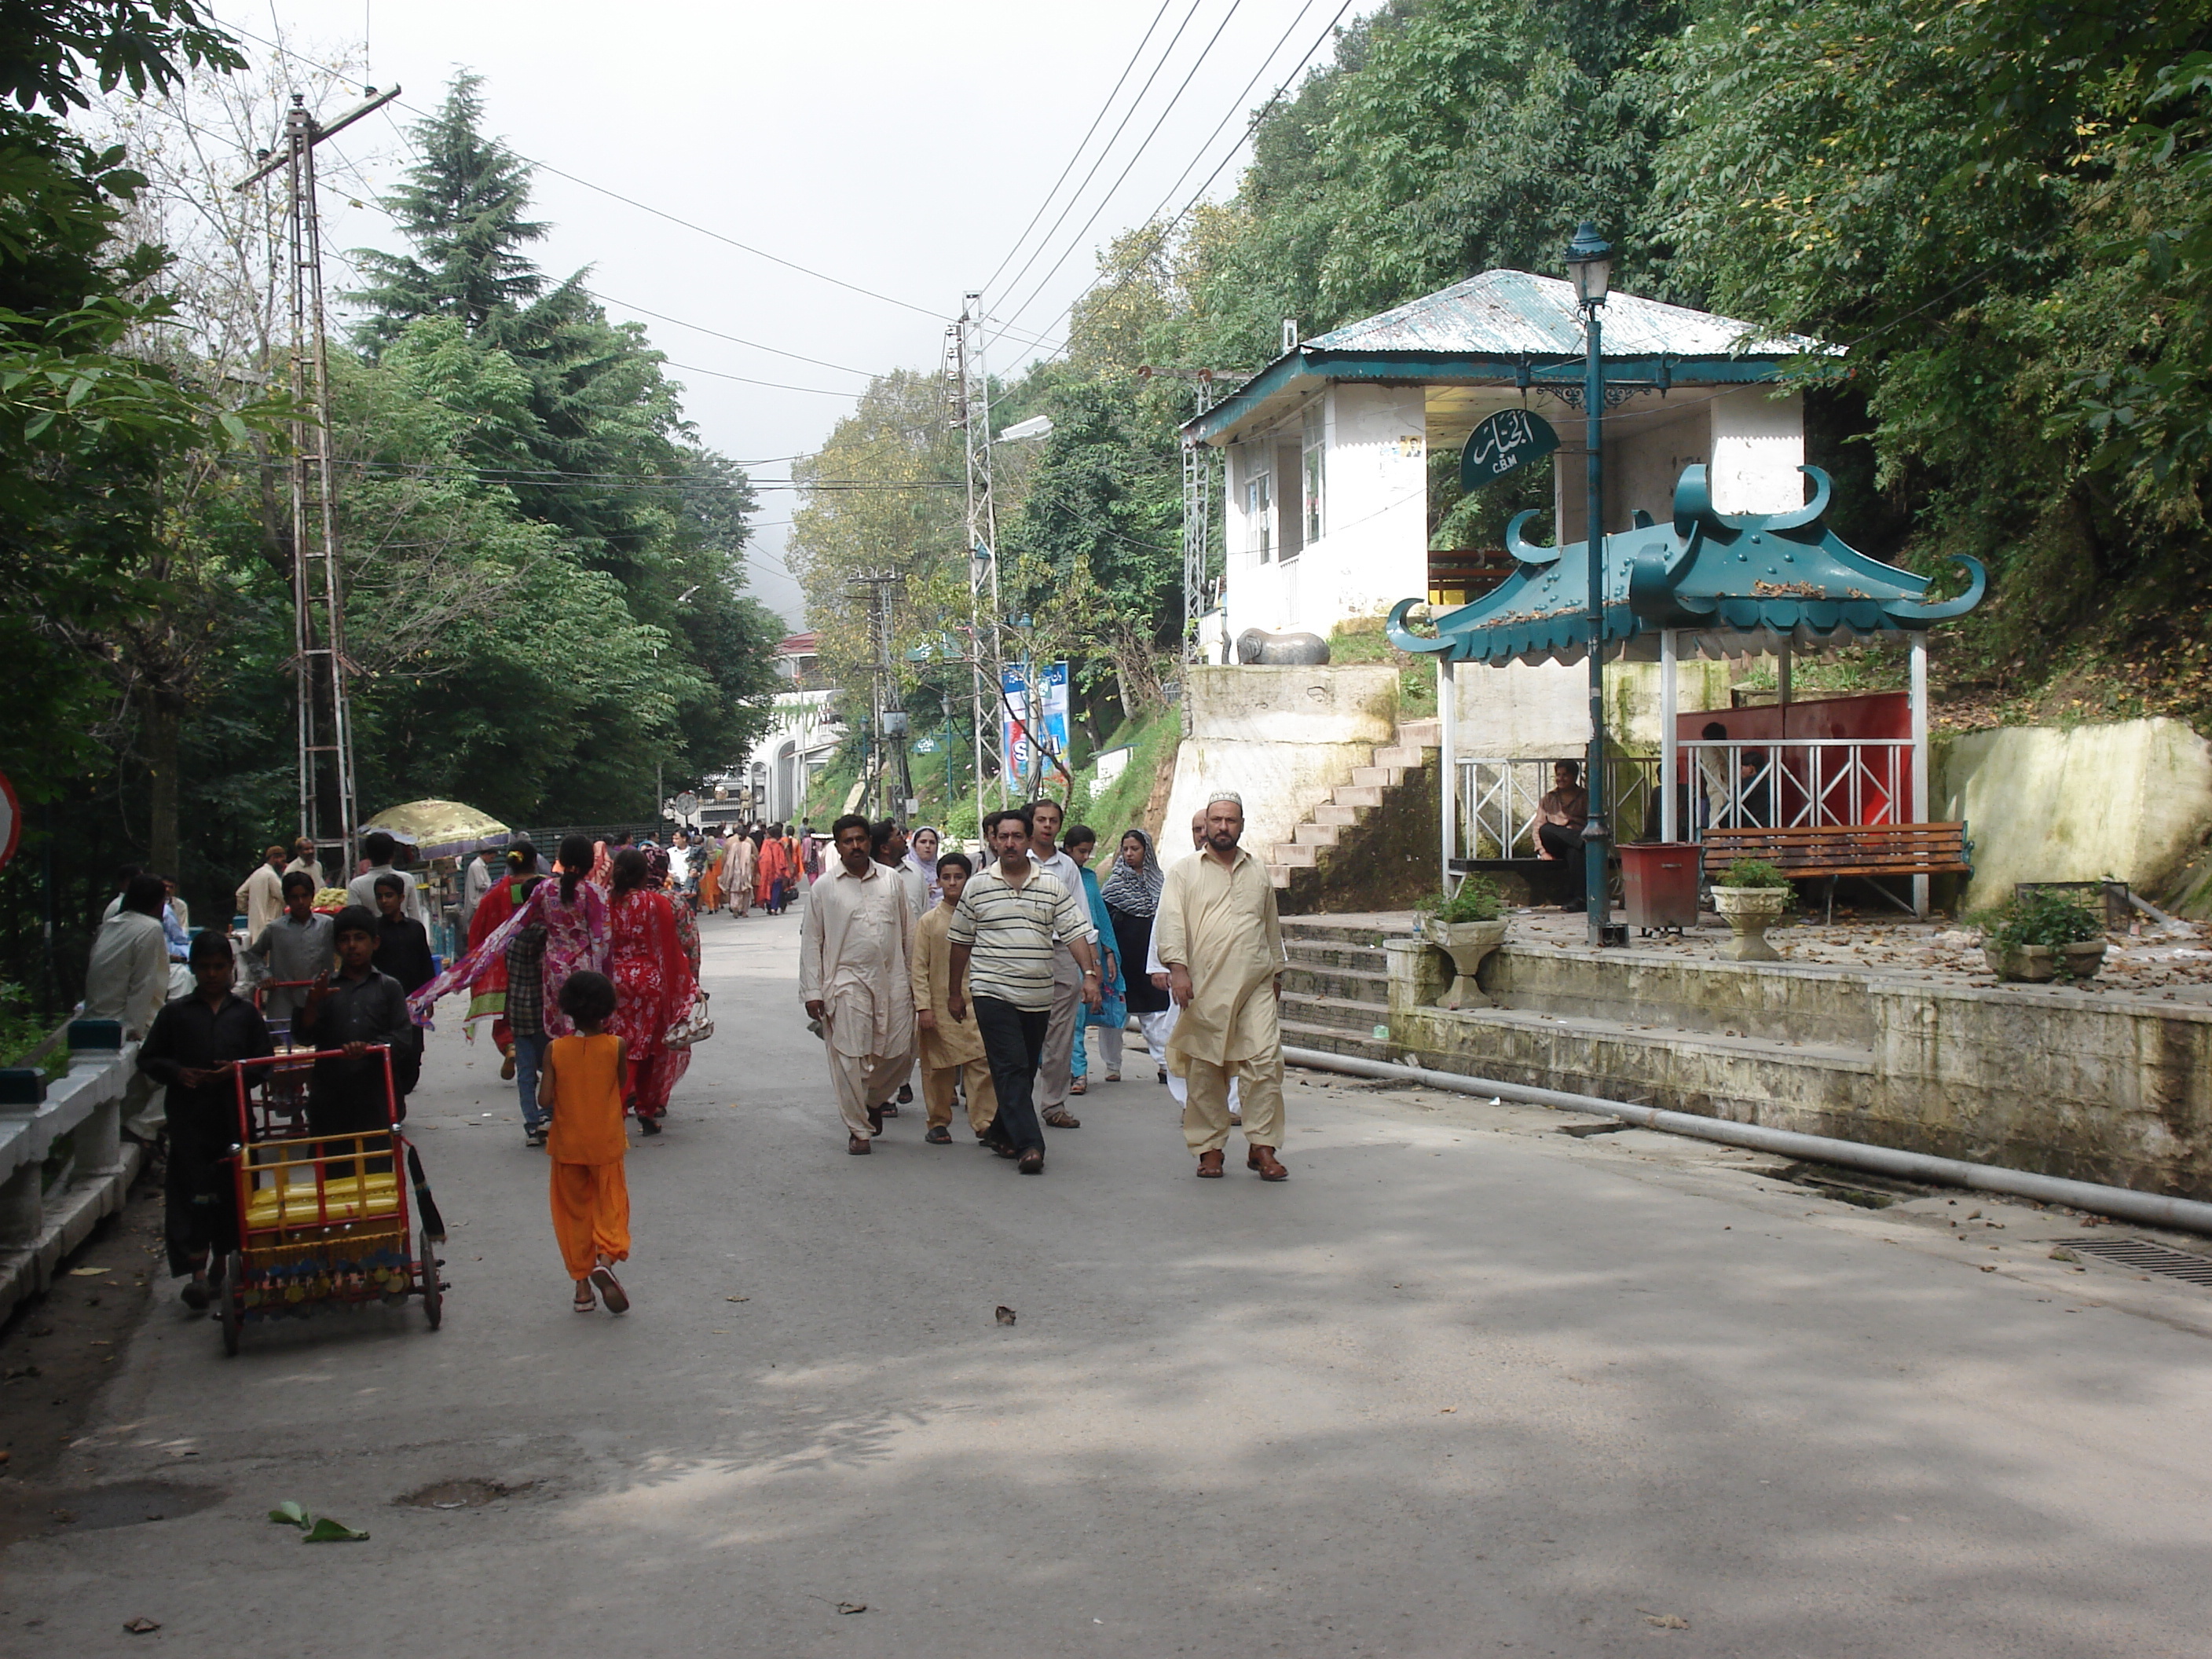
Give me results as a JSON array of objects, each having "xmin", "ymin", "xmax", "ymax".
[
  {"xmin": 1983, "ymin": 940, "xmax": 2108, "ymax": 983},
  {"xmin": 1423, "ymin": 917, "xmax": 1508, "ymax": 1009},
  {"xmin": 1712, "ymin": 885, "xmax": 1791, "ymax": 963}
]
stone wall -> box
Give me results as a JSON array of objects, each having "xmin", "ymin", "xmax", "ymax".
[
  {"xmin": 1382, "ymin": 941, "xmax": 2212, "ymax": 1199},
  {"xmin": 1932, "ymin": 717, "xmax": 2212, "ymax": 910},
  {"xmin": 1163, "ymin": 663, "xmax": 1401, "ymax": 870}
]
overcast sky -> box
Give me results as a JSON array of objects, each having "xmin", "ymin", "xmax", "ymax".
[{"xmin": 216, "ymin": 1, "xmax": 1359, "ymax": 626}]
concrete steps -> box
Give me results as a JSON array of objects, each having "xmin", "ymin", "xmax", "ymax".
[
  {"xmin": 1280, "ymin": 1019, "xmax": 1397, "ymax": 1063},
  {"xmin": 1265, "ymin": 720, "xmax": 1441, "ymax": 891}
]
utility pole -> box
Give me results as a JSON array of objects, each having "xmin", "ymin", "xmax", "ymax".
[
  {"xmin": 950, "ymin": 296, "xmax": 1008, "ymax": 820},
  {"xmin": 236, "ymin": 86, "xmax": 399, "ymax": 883}
]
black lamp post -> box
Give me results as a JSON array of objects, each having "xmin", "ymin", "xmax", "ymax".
[{"xmin": 1566, "ymin": 220, "xmax": 1613, "ymax": 947}]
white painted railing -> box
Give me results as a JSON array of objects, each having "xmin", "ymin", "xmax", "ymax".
[{"xmin": 1456, "ymin": 738, "xmax": 1912, "ymax": 859}]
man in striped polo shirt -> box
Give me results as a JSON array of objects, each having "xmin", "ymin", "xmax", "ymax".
[{"xmin": 947, "ymin": 807, "xmax": 1103, "ymax": 1176}]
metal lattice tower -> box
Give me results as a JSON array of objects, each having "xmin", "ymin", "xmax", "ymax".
[
  {"xmin": 239, "ymin": 87, "xmax": 397, "ymax": 877},
  {"xmin": 950, "ymin": 295, "xmax": 1009, "ymax": 815},
  {"xmin": 1181, "ymin": 379, "xmax": 1223, "ymax": 666}
]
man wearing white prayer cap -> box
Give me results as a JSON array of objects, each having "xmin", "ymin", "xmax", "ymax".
[{"xmin": 1153, "ymin": 790, "xmax": 1290, "ymax": 1180}]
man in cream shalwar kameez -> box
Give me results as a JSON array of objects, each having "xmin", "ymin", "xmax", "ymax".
[
  {"xmin": 1155, "ymin": 791, "xmax": 1290, "ymax": 1181},
  {"xmin": 800, "ymin": 815, "xmax": 916, "ymax": 1155}
]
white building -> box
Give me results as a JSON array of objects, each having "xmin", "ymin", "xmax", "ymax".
[
  {"xmin": 1183, "ymin": 269, "xmax": 1818, "ymax": 653},
  {"xmin": 728, "ymin": 632, "xmax": 844, "ymax": 826}
]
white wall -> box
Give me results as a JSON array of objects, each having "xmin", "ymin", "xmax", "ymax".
[
  {"xmin": 1162, "ymin": 664, "xmax": 1402, "ymax": 868},
  {"xmin": 1708, "ymin": 387, "xmax": 1806, "ymax": 515},
  {"xmin": 1223, "ymin": 385, "xmax": 1428, "ymax": 645}
]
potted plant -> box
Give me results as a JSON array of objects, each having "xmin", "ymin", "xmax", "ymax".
[
  {"xmin": 1709, "ymin": 858, "xmax": 1793, "ymax": 962},
  {"xmin": 1418, "ymin": 875, "xmax": 1509, "ymax": 1009},
  {"xmin": 1979, "ymin": 889, "xmax": 2107, "ymax": 982}
]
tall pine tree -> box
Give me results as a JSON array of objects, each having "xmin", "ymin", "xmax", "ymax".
[{"xmin": 348, "ymin": 71, "xmax": 548, "ymax": 345}]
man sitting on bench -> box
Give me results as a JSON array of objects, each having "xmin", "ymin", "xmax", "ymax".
[{"xmin": 1533, "ymin": 760, "xmax": 1588, "ymax": 909}]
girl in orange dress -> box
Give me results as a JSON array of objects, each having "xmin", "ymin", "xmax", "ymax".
[{"xmin": 537, "ymin": 969, "xmax": 632, "ymax": 1315}]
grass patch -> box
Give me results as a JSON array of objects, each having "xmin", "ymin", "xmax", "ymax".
[{"xmin": 1330, "ymin": 616, "xmax": 1437, "ymax": 718}]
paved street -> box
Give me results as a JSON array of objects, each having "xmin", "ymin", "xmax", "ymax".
[{"xmin": 8, "ymin": 905, "xmax": 2212, "ymax": 1657}]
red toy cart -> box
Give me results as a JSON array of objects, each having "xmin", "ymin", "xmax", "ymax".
[{"xmin": 217, "ymin": 1046, "xmax": 444, "ymax": 1355}]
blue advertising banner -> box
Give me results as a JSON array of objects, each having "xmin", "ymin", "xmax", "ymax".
[{"xmin": 1001, "ymin": 661, "xmax": 1070, "ymax": 784}]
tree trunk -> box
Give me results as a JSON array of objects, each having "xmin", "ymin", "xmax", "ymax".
[{"xmin": 145, "ymin": 696, "xmax": 182, "ymax": 881}]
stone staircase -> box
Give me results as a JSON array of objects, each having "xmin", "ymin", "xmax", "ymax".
[
  {"xmin": 1265, "ymin": 716, "xmax": 1443, "ymax": 911},
  {"xmin": 1276, "ymin": 917, "xmax": 1413, "ymax": 1064}
]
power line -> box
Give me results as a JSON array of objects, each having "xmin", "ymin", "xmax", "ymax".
[
  {"xmin": 585, "ymin": 288, "xmax": 877, "ymax": 379},
  {"xmin": 1005, "ymin": 0, "xmax": 1356, "ymax": 360},
  {"xmin": 221, "ymin": 19, "xmax": 950, "ymax": 322},
  {"xmin": 986, "ymin": 0, "xmax": 1185, "ymax": 300},
  {"xmin": 991, "ymin": 0, "xmax": 1245, "ymax": 334}
]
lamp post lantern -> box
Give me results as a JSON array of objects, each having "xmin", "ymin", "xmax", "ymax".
[{"xmin": 1565, "ymin": 220, "xmax": 1613, "ymax": 947}]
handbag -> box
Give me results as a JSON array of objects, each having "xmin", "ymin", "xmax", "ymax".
[{"xmin": 664, "ymin": 988, "xmax": 714, "ymax": 1049}]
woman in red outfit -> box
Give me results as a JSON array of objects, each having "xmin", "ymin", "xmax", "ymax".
[
  {"xmin": 606, "ymin": 847, "xmax": 695, "ymax": 1133},
  {"xmin": 463, "ymin": 842, "xmax": 539, "ymax": 1060}
]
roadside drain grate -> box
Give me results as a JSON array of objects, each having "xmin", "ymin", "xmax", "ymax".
[{"xmin": 2073, "ymin": 1238, "xmax": 2212, "ymax": 1285}]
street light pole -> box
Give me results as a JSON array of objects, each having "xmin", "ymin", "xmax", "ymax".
[{"xmin": 1566, "ymin": 222, "xmax": 1614, "ymax": 947}]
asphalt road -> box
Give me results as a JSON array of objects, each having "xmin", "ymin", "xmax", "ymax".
[{"xmin": 7, "ymin": 902, "xmax": 2212, "ymax": 1657}]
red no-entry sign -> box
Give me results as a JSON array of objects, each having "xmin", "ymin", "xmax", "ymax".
[{"xmin": 0, "ymin": 769, "xmax": 19, "ymax": 873}]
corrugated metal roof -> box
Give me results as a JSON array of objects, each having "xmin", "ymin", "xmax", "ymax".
[{"xmin": 1302, "ymin": 269, "xmax": 1817, "ymax": 361}]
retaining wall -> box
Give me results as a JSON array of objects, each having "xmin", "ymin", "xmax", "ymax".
[{"xmin": 1383, "ymin": 939, "xmax": 2212, "ymax": 1199}]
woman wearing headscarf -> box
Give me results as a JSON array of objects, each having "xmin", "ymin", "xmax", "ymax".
[
  {"xmin": 903, "ymin": 826, "xmax": 943, "ymax": 912},
  {"xmin": 412, "ymin": 835, "xmax": 611, "ymax": 1046},
  {"xmin": 756, "ymin": 822, "xmax": 791, "ymax": 914},
  {"xmin": 607, "ymin": 847, "xmax": 696, "ymax": 1133},
  {"xmin": 725, "ymin": 826, "xmax": 756, "ymax": 916},
  {"xmin": 1101, "ymin": 828, "xmax": 1174, "ymax": 1086},
  {"xmin": 696, "ymin": 833, "xmax": 724, "ymax": 914},
  {"xmin": 646, "ymin": 846, "xmax": 702, "ymax": 978},
  {"xmin": 461, "ymin": 841, "xmax": 542, "ymax": 1075}
]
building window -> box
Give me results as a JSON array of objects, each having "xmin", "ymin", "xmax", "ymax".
[
  {"xmin": 1246, "ymin": 464, "xmax": 1273, "ymax": 563},
  {"xmin": 1302, "ymin": 399, "xmax": 1325, "ymax": 546}
]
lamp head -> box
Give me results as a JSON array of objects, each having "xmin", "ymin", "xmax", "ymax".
[{"xmin": 1565, "ymin": 221, "xmax": 1613, "ymax": 307}]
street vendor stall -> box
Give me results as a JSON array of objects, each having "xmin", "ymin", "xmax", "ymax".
[{"xmin": 361, "ymin": 800, "xmax": 511, "ymax": 956}]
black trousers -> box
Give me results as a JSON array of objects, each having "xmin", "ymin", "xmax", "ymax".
[
  {"xmin": 1536, "ymin": 823, "xmax": 1587, "ymax": 903},
  {"xmin": 163, "ymin": 1094, "xmax": 238, "ymax": 1277},
  {"xmin": 972, "ymin": 995, "xmax": 1049, "ymax": 1154}
]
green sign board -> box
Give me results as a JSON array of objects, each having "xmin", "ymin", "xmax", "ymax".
[{"xmin": 1460, "ymin": 408, "xmax": 1558, "ymax": 491}]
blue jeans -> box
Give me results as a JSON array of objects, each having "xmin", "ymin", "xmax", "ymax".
[{"xmin": 512, "ymin": 1031, "xmax": 548, "ymax": 1130}]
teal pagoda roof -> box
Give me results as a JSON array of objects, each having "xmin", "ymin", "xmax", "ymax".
[{"xmin": 1386, "ymin": 466, "xmax": 1985, "ymax": 666}]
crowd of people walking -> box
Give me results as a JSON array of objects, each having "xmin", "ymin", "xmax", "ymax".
[{"xmin": 88, "ymin": 789, "xmax": 1287, "ymax": 1324}]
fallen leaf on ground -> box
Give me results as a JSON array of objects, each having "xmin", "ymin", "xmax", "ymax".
[
  {"xmin": 1439, "ymin": 1406, "xmax": 1456, "ymax": 1413},
  {"xmin": 725, "ymin": 1295, "xmax": 749, "ymax": 1302},
  {"xmin": 994, "ymin": 1306, "xmax": 1016, "ymax": 1325},
  {"xmin": 1642, "ymin": 1612, "xmax": 1690, "ymax": 1630},
  {"xmin": 837, "ymin": 1602, "xmax": 867, "ymax": 1615},
  {"xmin": 302, "ymin": 1517, "xmax": 370, "ymax": 1543},
  {"xmin": 268, "ymin": 1501, "xmax": 309, "ymax": 1529},
  {"xmin": 123, "ymin": 1617, "xmax": 161, "ymax": 1634},
  {"xmin": 67, "ymin": 1266, "xmax": 109, "ymax": 1276},
  {"xmin": 2049, "ymin": 1247, "xmax": 2079, "ymax": 1262}
]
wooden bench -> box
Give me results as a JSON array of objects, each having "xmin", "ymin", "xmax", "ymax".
[{"xmin": 1701, "ymin": 822, "xmax": 1972, "ymax": 919}]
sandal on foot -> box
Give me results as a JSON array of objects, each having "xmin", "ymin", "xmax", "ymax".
[
  {"xmin": 590, "ymin": 1265, "xmax": 629, "ymax": 1313},
  {"xmin": 848, "ymin": 1132, "xmax": 873, "ymax": 1155},
  {"xmin": 896, "ymin": 1083, "xmax": 914, "ymax": 1104},
  {"xmin": 1196, "ymin": 1150, "xmax": 1225, "ymax": 1178},
  {"xmin": 1017, "ymin": 1149, "xmax": 1044, "ymax": 1175},
  {"xmin": 180, "ymin": 1280, "xmax": 210, "ymax": 1310},
  {"xmin": 1042, "ymin": 1108, "xmax": 1081, "ymax": 1129},
  {"xmin": 639, "ymin": 1115, "xmax": 663, "ymax": 1136},
  {"xmin": 925, "ymin": 1125, "xmax": 953, "ymax": 1144},
  {"xmin": 1104, "ymin": 1073, "xmax": 1120, "ymax": 1083},
  {"xmin": 866, "ymin": 1103, "xmax": 885, "ymax": 1134},
  {"xmin": 1069, "ymin": 1078, "xmax": 1088, "ymax": 1096},
  {"xmin": 500, "ymin": 1048, "xmax": 517, "ymax": 1081},
  {"xmin": 1247, "ymin": 1146, "xmax": 1289, "ymax": 1181},
  {"xmin": 573, "ymin": 1282, "xmax": 595, "ymax": 1313}
]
